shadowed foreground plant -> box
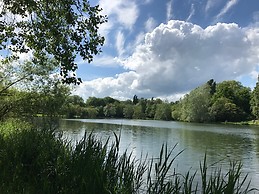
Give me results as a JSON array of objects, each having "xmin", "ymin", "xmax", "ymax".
[
  {"xmin": 200, "ymin": 154, "xmax": 256, "ymax": 194},
  {"xmin": 0, "ymin": 127, "xmax": 257, "ymax": 194}
]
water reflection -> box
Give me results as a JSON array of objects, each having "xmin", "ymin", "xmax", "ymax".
[{"xmin": 58, "ymin": 119, "xmax": 259, "ymax": 188}]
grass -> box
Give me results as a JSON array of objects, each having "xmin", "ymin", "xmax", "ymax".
[{"xmin": 0, "ymin": 120, "xmax": 258, "ymax": 193}]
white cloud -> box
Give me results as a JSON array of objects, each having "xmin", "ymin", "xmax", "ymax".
[
  {"xmin": 205, "ymin": 0, "xmax": 214, "ymax": 12},
  {"xmin": 253, "ymin": 11, "xmax": 259, "ymax": 22},
  {"xmin": 115, "ymin": 31, "xmax": 126, "ymax": 57},
  {"xmin": 73, "ymin": 71, "xmax": 139, "ymax": 100},
  {"xmin": 166, "ymin": 0, "xmax": 173, "ymax": 22},
  {"xmin": 75, "ymin": 20, "xmax": 259, "ymax": 101},
  {"xmin": 77, "ymin": 54, "xmax": 121, "ymax": 68},
  {"xmin": 186, "ymin": 4, "xmax": 195, "ymax": 22},
  {"xmin": 145, "ymin": 17, "xmax": 157, "ymax": 32},
  {"xmin": 205, "ymin": 0, "xmax": 222, "ymax": 13},
  {"xmin": 215, "ymin": 0, "xmax": 239, "ymax": 21},
  {"xmin": 143, "ymin": 0, "xmax": 153, "ymax": 4},
  {"xmin": 99, "ymin": 0, "xmax": 139, "ymax": 30}
]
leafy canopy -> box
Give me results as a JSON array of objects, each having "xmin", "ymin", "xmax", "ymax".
[{"xmin": 0, "ymin": 0, "xmax": 107, "ymax": 84}]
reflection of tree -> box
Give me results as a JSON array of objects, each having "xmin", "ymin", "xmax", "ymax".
[{"xmin": 178, "ymin": 127, "xmax": 254, "ymax": 163}]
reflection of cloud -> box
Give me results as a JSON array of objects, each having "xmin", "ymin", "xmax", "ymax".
[{"xmin": 75, "ymin": 20, "xmax": 259, "ymax": 101}]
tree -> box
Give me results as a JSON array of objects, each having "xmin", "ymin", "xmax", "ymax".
[
  {"xmin": 103, "ymin": 104, "xmax": 117, "ymax": 118},
  {"xmin": 251, "ymin": 76, "xmax": 259, "ymax": 119},
  {"xmin": 133, "ymin": 95, "xmax": 139, "ymax": 105},
  {"xmin": 207, "ymin": 79, "xmax": 216, "ymax": 95},
  {"xmin": 145, "ymin": 100, "xmax": 156, "ymax": 119},
  {"xmin": 67, "ymin": 95, "xmax": 85, "ymax": 107},
  {"xmin": 133, "ymin": 105, "xmax": 145, "ymax": 119},
  {"xmin": 86, "ymin": 107, "xmax": 98, "ymax": 119},
  {"xmin": 0, "ymin": 0, "xmax": 107, "ymax": 84},
  {"xmin": 212, "ymin": 80, "xmax": 251, "ymax": 120},
  {"xmin": 86, "ymin": 97, "xmax": 105, "ymax": 107},
  {"xmin": 154, "ymin": 103, "xmax": 172, "ymax": 121},
  {"xmin": 0, "ymin": 59, "xmax": 70, "ymax": 120},
  {"xmin": 123, "ymin": 105, "xmax": 134, "ymax": 119},
  {"xmin": 179, "ymin": 83, "xmax": 213, "ymax": 122},
  {"xmin": 210, "ymin": 97, "xmax": 245, "ymax": 122}
]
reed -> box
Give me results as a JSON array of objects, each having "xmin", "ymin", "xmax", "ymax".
[{"xmin": 0, "ymin": 124, "xmax": 257, "ymax": 193}]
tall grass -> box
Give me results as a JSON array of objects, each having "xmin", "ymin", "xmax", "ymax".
[{"xmin": 0, "ymin": 124, "xmax": 257, "ymax": 193}]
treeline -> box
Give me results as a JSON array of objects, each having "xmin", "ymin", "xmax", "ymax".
[
  {"xmin": 64, "ymin": 79, "xmax": 259, "ymax": 123},
  {"xmin": 64, "ymin": 95, "xmax": 172, "ymax": 120},
  {"xmin": 2, "ymin": 78, "xmax": 259, "ymax": 123}
]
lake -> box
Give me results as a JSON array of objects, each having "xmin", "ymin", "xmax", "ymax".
[{"xmin": 59, "ymin": 119, "xmax": 259, "ymax": 189}]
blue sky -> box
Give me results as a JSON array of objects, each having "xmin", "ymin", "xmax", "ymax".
[{"xmin": 74, "ymin": 0, "xmax": 259, "ymax": 101}]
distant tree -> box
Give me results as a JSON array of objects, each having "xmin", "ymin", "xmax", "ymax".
[
  {"xmin": 250, "ymin": 76, "xmax": 259, "ymax": 119},
  {"xmin": 103, "ymin": 97, "xmax": 119, "ymax": 105},
  {"xmin": 123, "ymin": 105, "xmax": 134, "ymax": 119},
  {"xmin": 133, "ymin": 105, "xmax": 145, "ymax": 119},
  {"xmin": 86, "ymin": 97, "xmax": 105, "ymax": 107},
  {"xmin": 86, "ymin": 107, "xmax": 99, "ymax": 119},
  {"xmin": 138, "ymin": 98, "xmax": 147, "ymax": 114},
  {"xmin": 154, "ymin": 103, "xmax": 172, "ymax": 121},
  {"xmin": 171, "ymin": 101, "xmax": 181, "ymax": 121},
  {"xmin": 67, "ymin": 95, "xmax": 85, "ymax": 107},
  {"xmin": 207, "ymin": 79, "xmax": 216, "ymax": 94},
  {"xmin": 145, "ymin": 100, "xmax": 156, "ymax": 119},
  {"xmin": 114, "ymin": 102, "xmax": 124, "ymax": 118},
  {"xmin": 133, "ymin": 95, "xmax": 139, "ymax": 105},
  {"xmin": 180, "ymin": 83, "xmax": 213, "ymax": 122},
  {"xmin": 103, "ymin": 104, "xmax": 117, "ymax": 118},
  {"xmin": 212, "ymin": 80, "xmax": 251, "ymax": 120}
]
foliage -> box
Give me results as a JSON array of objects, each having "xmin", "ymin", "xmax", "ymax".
[
  {"xmin": 0, "ymin": 59, "xmax": 71, "ymax": 120},
  {"xmin": 212, "ymin": 81, "xmax": 251, "ymax": 121},
  {"xmin": 103, "ymin": 103, "xmax": 117, "ymax": 118},
  {"xmin": 123, "ymin": 104, "xmax": 134, "ymax": 119},
  {"xmin": 133, "ymin": 104, "xmax": 146, "ymax": 119},
  {"xmin": 210, "ymin": 97, "xmax": 245, "ymax": 122},
  {"xmin": 62, "ymin": 80, "xmax": 255, "ymax": 122},
  {"xmin": 0, "ymin": 127, "xmax": 256, "ymax": 193},
  {"xmin": 250, "ymin": 77, "xmax": 259, "ymax": 119},
  {"xmin": 154, "ymin": 103, "xmax": 172, "ymax": 121},
  {"xmin": 172, "ymin": 79, "xmax": 253, "ymax": 123},
  {"xmin": 0, "ymin": 0, "xmax": 107, "ymax": 84},
  {"xmin": 173, "ymin": 82, "xmax": 213, "ymax": 122}
]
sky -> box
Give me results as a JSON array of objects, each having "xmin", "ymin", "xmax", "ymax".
[{"xmin": 73, "ymin": 0, "xmax": 259, "ymax": 101}]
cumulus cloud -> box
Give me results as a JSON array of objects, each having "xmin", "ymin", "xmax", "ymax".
[
  {"xmin": 73, "ymin": 71, "xmax": 139, "ymax": 100},
  {"xmin": 75, "ymin": 20, "xmax": 259, "ymax": 101}
]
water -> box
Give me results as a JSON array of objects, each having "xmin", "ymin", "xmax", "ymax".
[{"xmin": 59, "ymin": 119, "xmax": 259, "ymax": 189}]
